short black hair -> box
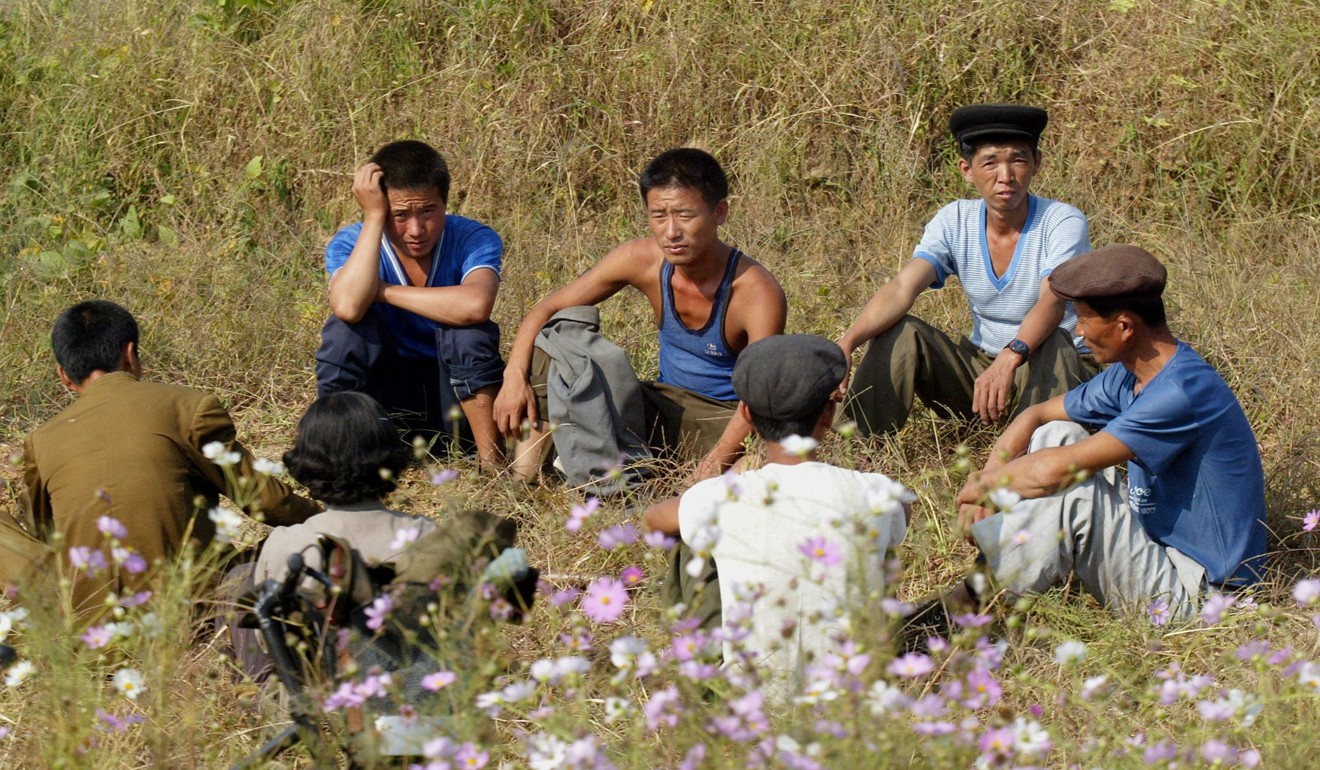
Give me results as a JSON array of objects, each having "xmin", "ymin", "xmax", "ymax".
[
  {"xmin": 51, "ymin": 300, "xmax": 139, "ymax": 385},
  {"xmin": 283, "ymin": 392, "xmax": 413, "ymax": 506},
  {"xmin": 749, "ymin": 404, "xmax": 829, "ymax": 444},
  {"xmin": 1081, "ymin": 296, "xmax": 1168, "ymax": 329},
  {"xmin": 369, "ymin": 140, "xmax": 451, "ymax": 204},
  {"xmin": 958, "ymin": 135, "xmax": 1041, "ymax": 164},
  {"xmin": 639, "ymin": 148, "xmax": 729, "ymax": 209}
]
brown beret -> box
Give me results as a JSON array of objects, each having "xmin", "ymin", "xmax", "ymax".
[
  {"xmin": 949, "ymin": 104, "xmax": 1048, "ymax": 145},
  {"xmin": 1049, "ymin": 245, "xmax": 1168, "ymax": 301},
  {"xmin": 733, "ymin": 335, "xmax": 847, "ymax": 421}
]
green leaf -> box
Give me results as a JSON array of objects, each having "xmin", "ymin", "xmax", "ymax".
[
  {"xmin": 120, "ymin": 205, "xmax": 143, "ymax": 240},
  {"xmin": 157, "ymin": 225, "xmax": 179, "ymax": 247},
  {"xmin": 243, "ymin": 155, "xmax": 264, "ymax": 180}
]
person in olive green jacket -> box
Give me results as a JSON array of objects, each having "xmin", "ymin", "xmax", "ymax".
[{"xmin": 19, "ymin": 299, "xmax": 318, "ymax": 615}]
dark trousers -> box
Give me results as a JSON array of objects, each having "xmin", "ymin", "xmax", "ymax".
[{"xmin": 315, "ymin": 308, "xmax": 503, "ymax": 450}]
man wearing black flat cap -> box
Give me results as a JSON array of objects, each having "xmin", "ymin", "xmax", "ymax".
[
  {"xmin": 942, "ymin": 245, "xmax": 1267, "ymax": 621},
  {"xmin": 839, "ymin": 103, "xmax": 1098, "ymax": 435},
  {"xmin": 644, "ymin": 335, "xmax": 911, "ymax": 698}
]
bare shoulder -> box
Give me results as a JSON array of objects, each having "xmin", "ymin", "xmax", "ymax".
[
  {"xmin": 727, "ymin": 252, "xmax": 787, "ymax": 342},
  {"xmin": 603, "ymin": 237, "xmax": 664, "ymax": 288},
  {"xmin": 730, "ymin": 253, "xmax": 787, "ymax": 306}
]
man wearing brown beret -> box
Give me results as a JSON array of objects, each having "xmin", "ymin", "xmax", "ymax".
[
  {"xmin": 945, "ymin": 245, "xmax": 1266, "ymax": 621},
  {"xmin": 839, "ymin": 104, "xmax": 1097, "ymax": 435}
]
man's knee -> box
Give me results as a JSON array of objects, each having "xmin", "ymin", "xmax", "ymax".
[
  {"xmin": 435, "ymin": 321, "xmax": 504, "ymax": 400},
  {"xmin": 316, "ymin": 313, "xmax": 389, "ymax": 395},
  {"xmin": 1028, "ymin": 420, "xmax": 1090, "ymax": 452}
]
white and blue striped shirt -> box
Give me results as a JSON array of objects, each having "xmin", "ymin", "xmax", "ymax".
[{"xmin": 913, "ymin": 195, "xmax": 1090, "ymax": 354}]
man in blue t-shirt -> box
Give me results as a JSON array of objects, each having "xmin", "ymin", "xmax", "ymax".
[
  {"xmin": 839, "ymin": 104, "xmax": 1098, "ymax": 436},
  {"xmin": 315, "ymin": 140, "xmax": 504, "ymax": 466},
  {"xmin": 947, "ymin": 245, "xmax": 1267, "ymax": 621}
]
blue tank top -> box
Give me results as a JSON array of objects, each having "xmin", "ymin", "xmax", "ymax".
[{"xmin": 657, "ymin": 249, "xmax": 741, "ymax": 402}]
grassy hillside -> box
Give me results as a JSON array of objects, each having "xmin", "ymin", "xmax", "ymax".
[{"xmin": 0, "ymin": 0, "xmax": 1317, "ymax": 766}]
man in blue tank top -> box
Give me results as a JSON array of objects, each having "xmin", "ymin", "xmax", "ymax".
[
  {"xmin": 838, "ymin": 104, "xmax": 1098, "ymax": 436},
  {"xmin": 314, "ymin": 141, "xmax": 505, "ymax": 468},
  {"xmin": 942, "ymin": 245, "xmax": 1266, "ymax": 623},
  {"xmin": 494, "ymin": 148, "xmax": 787, "ymax": 481}
]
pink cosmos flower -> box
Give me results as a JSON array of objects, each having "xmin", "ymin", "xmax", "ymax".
[
  {"xmin": 597, "ymin": 524, "xmax": 640, "ymax": 550},
  {"xmin": 430, "ymin": 469, "xmax": 459, "ymax": 486},
  {"xmin": 620, "ymin": 566, "xmax": 644, "ymax": 586},
  {"xmin": 68, "ymin": 546, "xmax": 108, "ymax": 577},
  {"xmin": 1201, "ymin": 592, "xmax": 1235, "ymax": 625},
  {"xmin": 364, "ymin": 593, "xmax": 395, "ymax": 632},
  {"xmin": 96, "ymin": 516, "xmax": 128, "ymax": 540},
  {"xmin": 643, "ymin": 686, "xmax": 681, "ymax": 731},
  {"xmin": 112, "ymin": 547, "xmax": 147, "ymax": 575},
  {"xmin": 797, "ymin": 536, "xmax": 842, "ymax": 567},
  {"xmin": 581, "ymin": 577, "xmax": 628, "ymax": 623},
  {"xmin": 566, "ymin": 498, "xmax": 601, "ymax": 533},
  {"xmin": 1147, "ymin": 598, "xmax": 1171, "ymax": 626},
  {"xmin": 453, "ymin": 743, "xmax": 488, "ymax": 769},
  {"xmin": 1304, "ymin": 509, "xmax": 1320, "ymax": 532},
  {"xmin": 644, "ymin": 530, "xmax": 676, "ymax": 550},
  {"xmin": 421, "ymin": 671, "xmax": 457, "ymax": 691},
  {"xmin": 887, "ymin": 652, "xmax": 935, "ymax": 678},
  {"xmin": 82, "ymin": 625, "xmax": 113, "ymax": 650}
]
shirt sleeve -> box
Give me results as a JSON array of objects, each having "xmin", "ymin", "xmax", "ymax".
[
  {"xmin": 1063, "ymin": 365, "xmax": 1126, "ymax": 430},
  {"xmin": 1097, "ymin": 382, "xmax": 1200, "ymax": 478},
  {"xmin": 324, "ymin": 224, "xmax": 362, "ymax": 279},
  {"xmin": 1039, "ymin": 206, "xmax": 1091, "ymax": 277},
  {"xmin": 911, "ymin": 205, "xmax": 957, "ymax": 289},
  {"xmin": 456, "ymin": 221, "xmax": 503, "ymax": 282}
]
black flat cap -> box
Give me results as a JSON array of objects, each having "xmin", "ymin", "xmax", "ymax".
[
  {"xmin": 733, "ymin": 335, "xmax": 847, "ymax": 421},
  {"xmin": 1049, "ymin": 245, "xmax": 1167, "ymax": 301},
  {"xmin": 949, "ymin": 104, "xmax": 1048, "ymax": 145}
]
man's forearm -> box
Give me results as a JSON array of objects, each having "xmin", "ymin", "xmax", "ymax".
[
  {"xmin": 379, "ymin": 283, "xmax": 494, "ymax": 327},
  {"xmin": 328, "ymin": 216, "xmax": 387, "ymax": 323}
]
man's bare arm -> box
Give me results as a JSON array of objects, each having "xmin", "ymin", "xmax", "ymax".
[
  {"xmin": 642, "ymin": 496, "xmax": 682, "ymax": 536},
  {"xmin": 328, "ymin": 163, "xmax": 390, "ymax": 323},
  {"xmin": 492, "ymin": 243, "xmax": 646, "ymax": 437},
  {"xmin": 972, "ymin": 275, "xmax": 1069, "ymax": 422},
  {"xmin": 836, "ymin": 258, "xmax": 936, "ymax": 358},
  {"xmin": 377, "ymin": 268, "xmax": 499, "ymax": 327}
]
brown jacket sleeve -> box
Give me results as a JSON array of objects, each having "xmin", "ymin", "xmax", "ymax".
[{"xmin": 185, "ymin": 395, "xmax": 319, "ymax": 527}]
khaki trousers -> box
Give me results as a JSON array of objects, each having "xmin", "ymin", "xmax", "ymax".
[
  {"xmin": 844, "ymin": 315, "xmax": 1098, "ymax": 436},
  {"xmin": 970, "ymin": 421, "xmax": 1207, "ymax": 620}
]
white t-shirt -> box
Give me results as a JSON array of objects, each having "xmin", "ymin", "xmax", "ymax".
[{"xmin": 677, "ymin": 462, "xmax": 910, "ymax": 698}]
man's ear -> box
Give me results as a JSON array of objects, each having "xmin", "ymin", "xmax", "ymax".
[
  {"xmin": 736, "ymin": 400, "xmax": 754, "ymax": 424},
  {"xmin": 713, "ymin": 198, "xmax": 729, "ymax": 227},
  {"xmin": 814, "ymin": 401, "xmax": 837, "ymax": 437},
  {"xmin": 56, "ymin": 365, "xmax": 78, "ymax": 393},
  {"xmin": 122, "ymin": 341, "xmax": 141, "ymax": 375}
]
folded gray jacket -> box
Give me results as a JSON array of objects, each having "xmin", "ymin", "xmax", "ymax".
[{"xmin": 533, "ymin": 306, "xmax": 653, "ymax": 494}]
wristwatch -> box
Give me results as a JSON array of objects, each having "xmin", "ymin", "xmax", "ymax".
[{"xmin": 1005, "ymin": 339, "xmax": 1031, "ymax": 358}]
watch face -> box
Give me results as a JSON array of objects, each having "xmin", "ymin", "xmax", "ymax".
[{"xmin": 1008, "ymin": 340, "xmax": 1030, "ymax": 356}]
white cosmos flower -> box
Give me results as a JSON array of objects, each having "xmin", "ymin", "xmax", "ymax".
[
  {"xmin": 113, "ymin": 668, "xmax": 146, "ymax": 700},
  {"xmin": 988, "ymin": 487, "xmax": 1022, "ymax": 510},
  {"xmin": 4, "ymin": 660, "xmax": 35, "ymax": 688},
  {"xmin": 208, "ymin": 507, "xmax": 244, "ymax": 543},
  {"xmin": 252, "ymin": 457, "xmax": 284, "ymax": 476},
  {"xmin": 779, "ymin": 434, "xmax": 818, "ymax": 458},
  {"xmin": 201, "ymin": 441, "xmax": 241, "ymax": 467},
  {"xmin": 389, "ymin": 526, "xmax": 421, "ymax": 552},
  {"xmin": 1054, "ymin": 640, "xmax": 1087, "ymax": 665}
]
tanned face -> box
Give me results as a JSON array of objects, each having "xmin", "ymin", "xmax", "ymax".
[
  {"xmin": 958, "ymin": 139, "xmax": 1040, "ymax": 218},
  {"xmin": 645, "ymin": 185, "xmax": 728, "ymax": 267},
  {"xmin": 384, "ymin": 187, "xmax": 446, "ymax": 260}
]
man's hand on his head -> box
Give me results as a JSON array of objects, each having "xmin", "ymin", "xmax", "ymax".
[{"xmin": 352, "ymin": 162, "xmax": 390, "ymax": 220}]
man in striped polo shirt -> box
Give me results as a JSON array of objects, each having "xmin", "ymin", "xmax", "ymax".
[{"xmin": 838, "ymin": 104, "xmax": 1098, "ymax": 436}]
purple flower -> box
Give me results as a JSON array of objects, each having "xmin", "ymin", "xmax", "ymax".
[
  {"xmin": 644, "ymin": 686, "xmax": 681, "ymax": 731},
  {"xmin": 112, "ymin": 547, "xmax": 148, "ymax": 575},
  {"xmin": 1200, "ymin": 739, "xmax": 1236, "ymax": 764},
  {"xmin": 82, "ymin": 625, "xmax": 113, "ymax": 649},
  {"xmin": 364, "ymin": 593, "xmax": 395, "ymax": 632},
  {"xmin": 679, "ymin": 743, "xmax": 707, "ymax": 770},
  {"xmin": 95, "ymin": 709, "xmax": 144, "ymax": 733},
  {"xmin": 597, "ymin": 524, "xmax": 640, "ymax": 551},
  {"xmin": 68, "ymin": 546, "xmax": 108, "ymax": 577},
  {"xmin": 96, "ymin": 516, "xmax": 128, "ymax": 540},
  {"xmin": 453, "ymin": 743, "xmax": 488, "ymax": 769},
  {"xmin": 548, "ymin": 587, "xmax": 581, "ymax": 607},
  {"xmin": 1294, "ymin": 578, "xmax": 1320, "ymax": 606},
  {"xmin": 567, "ymin": 497, "xmax": 601, "ymax": 533},
  {"xmin": 978, "ymin": 727, "xmax": 1015, "ymax": 761},
  {"xmin": 120, "ymin": 590, "xmax": 152, "ymax": 608},
  {"xmin": 952, "ymin": 612, "xmax": 992, "ymax": 628},
  {"xmin": 420, "ymin": 671, "xmax": 457, "ymax": 691},
  {"xmin": 888, "ymin": 653, "xmax": 935, "ymax": 678},
  {"xmin": 1147, "ymin": 598, "xmax": 1171, "ymax": 626},
  {"xmin": 1304, "ymin": 509, "xmax": 1319, "ymax": 532},
  {"xmin": 1142, "ymin": 740, "xmax": 1178, "ymax": 763},
  {"xmin": 581, "ymin": 577, "xmax": 628, "ymax": 623},
  {"xmin": 797, "ymin": 536, "xmax": 842, "ymax": 567},
  {"xmin": 430, "ymin": 469, "xmax": 459, "ymax": 486},
  {"xmin": 620, "ymin": 566, "xmax": 644, "ymax": 586},
  {"xmin": 1200, "ymin": 592, "xmax": 1235, "ymax": 625},
  {"xmin": 643, "ymin": 530, "xmax": 676, "ymax": 550},
  {"xmin": 961, "ymin": 667, "xmax": 1002, "ymax": 709}
]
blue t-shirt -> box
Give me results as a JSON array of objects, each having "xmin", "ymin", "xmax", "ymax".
[
  {"xmin": 325, "ymin": 216, "xmax": 502, "ymax": 360},
  {"xmin": 1064, "ymin": 342, "xmax": 1267, "ymax": 586},
  {"xmin": 914, "ymin": 195, "xmax": 1090, "ymax": 354}
]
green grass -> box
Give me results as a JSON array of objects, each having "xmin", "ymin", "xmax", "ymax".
[{"xmin": 0, "ymin": 0, "xmax": 1318, "ymax": 766}]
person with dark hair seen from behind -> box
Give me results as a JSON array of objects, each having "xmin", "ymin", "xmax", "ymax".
[
  {"xmin": 19, "ymin": 300, "xmax": 318, "ymax": 617},
  {"xmin": 839, "ymin": 104, "xmax": 1098, "ymax": 436},
  {"xmin": 493, "ymin": 147, "xmax": 787, "ymax": 489},
  {"xmin": 315, "ymin": 140, "xmax": 505, "ymax": 468},
  {"xmin": 251, "ymin": 392, "xmax": 435, "ymax": 586}
]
